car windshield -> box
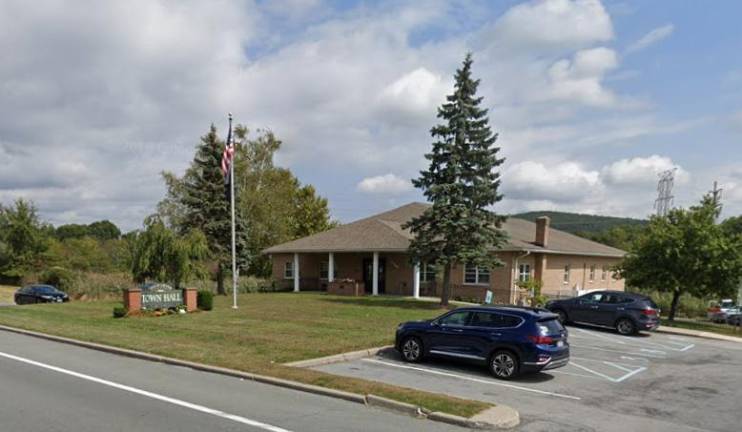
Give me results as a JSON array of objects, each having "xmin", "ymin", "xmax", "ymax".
[
  {"xmin": 721, "ymin": 300, "xmax": 734, "ymax": 308},
  {"xmin": 537, "ymin": 318, "xmax": 564, "ymax": 336}
]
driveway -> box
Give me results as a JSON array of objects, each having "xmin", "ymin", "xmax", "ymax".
[{"xmin": 313, "ymin": 326, "xmax": 742, "ymax": 431}]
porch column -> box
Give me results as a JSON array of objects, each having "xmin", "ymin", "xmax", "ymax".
[
  {"xmin": 293, "ymin": 253, "xmax": 300, "ymax": 292},
  {"xmin": 328, "ymin": 252, "xmax": 335, "ymax": 282},
  {"xmin": 413, "ymin": 263, "xmax": 421, "ymax": 299},
  {"xmin": 372, "ymin": 252, "xmax": 379, "ymax": 296}
]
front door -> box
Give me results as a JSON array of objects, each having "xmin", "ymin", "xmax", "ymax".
[{"xmin": 362, "ymin": 258, "xmax": 386, "ymax": 294}]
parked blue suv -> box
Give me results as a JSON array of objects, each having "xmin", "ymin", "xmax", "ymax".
[{"xmin": 395, "ymin": 306, "xmax": 569, "ymax": 379}]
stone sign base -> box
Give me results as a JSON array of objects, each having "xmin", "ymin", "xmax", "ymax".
[{"xmin": 327, "ymin": 280, "xmax": 365, "ymax": 296}]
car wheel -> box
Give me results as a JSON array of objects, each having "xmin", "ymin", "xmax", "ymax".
[
  {"xmin": 555, "ymin": 309, "xmax": 568, "ymax": 324},
  {"xmin": 489, "ymin": 350, "xmax": 519, "ymax": 380},
  {"xmin": 400, "ymin": 337, "xmax": 423, "ymax": 363},
  {"xmin": 616, "ymin": 318, "xmax": 637, "ymax": 335}
]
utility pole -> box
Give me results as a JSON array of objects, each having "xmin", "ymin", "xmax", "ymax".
[{"xmin": 654, "ymin": 169, "xmax": 676, "ymax": 217}]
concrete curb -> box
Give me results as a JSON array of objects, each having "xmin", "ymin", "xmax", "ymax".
[
  {"xmin": 365, "ymin": 394, "xmax": 424, "ymax": 418},
  {"xmin": 656, "ymin": 325, "xmax": 742, "ymax": 343},
  {"xmin": 285, "ymin": 345, "xmax": 392, "ymax": 368},
  {"xmin": 0, "ymin": 325, "xmax": 519, "ymax": 429}
]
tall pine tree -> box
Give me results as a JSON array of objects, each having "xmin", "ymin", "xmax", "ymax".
[
  {"xmin": 177, "ymin": 125, "xmax": 250, "ymax": 295},
  {"xmin": 404, "ymin": 53, "xmax": 508, "ymax": 306}
]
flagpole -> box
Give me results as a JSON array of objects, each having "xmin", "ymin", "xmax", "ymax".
[{"xmin": 229, "ymin": 113, "xmax": 238, "ymax": 309}]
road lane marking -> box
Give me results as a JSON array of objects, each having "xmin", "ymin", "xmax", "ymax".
[
  {"xmin": 0, "ymin": 351, "xmax": 293, "ymax": 432},
  {"xmin": 679, "ymin": 344, "xmax": 696, "ymax": 352},
  {"xmin": 363, "ymin": 358, "xmax": 582, "ymax": 400}
]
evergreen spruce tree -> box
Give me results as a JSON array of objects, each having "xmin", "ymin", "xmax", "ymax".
[
  {"xmin": 179, "ymin": 125, "xmax": 249, "ymax": 295},
  {"xmin": 404, "ymin": 53, "xmax": 508, "ymax": 306}
]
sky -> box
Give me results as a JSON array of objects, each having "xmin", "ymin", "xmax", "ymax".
[{"xmin": 1, "ymin": 0, "xmax": 741, "ymax": 231}]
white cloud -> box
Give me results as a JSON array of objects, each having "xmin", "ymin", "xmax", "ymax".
[
  {"xmin": 489, "ymin": 0, "xmax": 613, "ymax": 51},
  {"xmin": 504, "ymin": 160, "xmax": 603, "ymax": 203},
  {"xmin": 357, "ymin": 174, "xmax": 412, "ymax": 195},
  {"xmin": 546, "ymin": 47, "xmax": 619, "ymax": 106},
  {"xmin": 626, "ymin": 24, "xmax": 674, "ymax": 53},
  {"xmin": 377, "ymin": 68, "xmax": 449, "ymax": 122},
  {"xmin": 601, "ymin": 155, "xmax": 689, "ymax": 186}
]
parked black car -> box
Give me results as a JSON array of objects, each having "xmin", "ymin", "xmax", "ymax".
[
  {"xmin": 546, "ymin": 290, "xmax": 660, "ymax": 335},
  {"xmin": 14, "ymin": 285, "xmax": 69, "ymax": 305},
  {"xmin": 395, "ymin": 306, "xmax": 569, "ymax": 380}
]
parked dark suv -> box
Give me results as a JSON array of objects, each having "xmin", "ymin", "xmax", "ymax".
[
  {"xmin": 395, "ymin": 306, "xmax": 569, "ymax": 379},
  {"xmin": 546, "ymin": 291, "xmax": 660, "ymax": 335}
]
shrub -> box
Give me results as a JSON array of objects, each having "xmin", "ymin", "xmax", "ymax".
[
  {"xmin": 39, "ymin": 266, "xmax": 76, "ymax": 292},
  {"xmin": 197, "ymin": 289, "xmax": 214, "ymax": 311},
  {"xmin": 112, "ymin": 305, "xmax": 127, "ymax": 318}
]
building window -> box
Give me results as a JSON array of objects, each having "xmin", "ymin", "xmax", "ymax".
[
  {"xmin": 518, "ymin": 264, "xmax": 531, "ymax": 282},
  {"xmin": 601, "ymin": 265, "xmax": 607, "ymax": 281},
  {"xmin": 563, "ymin": 264, "xmax": 570, "ymax": 284},
  {"xmin": 464, "ymin": 264, "xmax": 490, "ymax": 285},
  {"xmin": 320, "ymin": 261, "xmax": 328, "ymax": 280},
  {"xmin": 589, "ymin": 265, "xmax": 596, "ymax": 282},
  {"xmin": 421, "ymin": 263, "xmax": 437, "ymax": 282},
  {"xmin": 284, "ymin": 261, "xmax": 293, "ymax": 279}
]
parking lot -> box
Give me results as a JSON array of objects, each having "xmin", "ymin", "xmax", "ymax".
[{"xmin": 314, "ymin": 327, "xmax": 742, "ymax": 431}]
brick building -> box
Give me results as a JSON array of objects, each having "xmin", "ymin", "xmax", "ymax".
[{"xmin": 264, "ymin": 203, "xmax": 625, "ymax": 303}]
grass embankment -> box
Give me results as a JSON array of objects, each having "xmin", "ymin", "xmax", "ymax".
[
  {"xmin": 0, "ymin": 285, "xmax": 16, "ymax": 303},
  {"xmin": 0, "ymin": 293, "xmax": 490, "ymax": 417},
  {"xmin": 662, "ymin": 318, "xmax": 742, "ymax": 337}
]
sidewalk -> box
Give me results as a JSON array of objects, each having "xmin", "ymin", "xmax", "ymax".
[{"xmin": 657, "ymin": 325, "xmax": 742, "ymax": 343}]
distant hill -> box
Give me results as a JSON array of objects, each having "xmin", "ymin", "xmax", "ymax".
[{"xmin": 511, "ymin": 211, "xmax": 647, "ymax": 235}]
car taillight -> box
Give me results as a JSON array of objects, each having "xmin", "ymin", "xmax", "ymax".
[
  {"xmin": 528, "ymin": 335, "xmax": 554, "ymax": 344},
  {"xmin": 641, "ymin": 309, "xmax": 658, "ymax": 316}
]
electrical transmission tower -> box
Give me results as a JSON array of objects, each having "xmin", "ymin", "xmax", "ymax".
[
  {"xmin": 710, "ymin": 181, "xmax": 723, "ymax": 220},
  {"xmin": 654, "ymin": 169, "xmax": 676, "ymax": 217}
]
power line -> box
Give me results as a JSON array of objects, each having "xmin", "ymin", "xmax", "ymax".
[{"xmin": 654, "ymin": 168, "xmax": 676, "ymax": 217}]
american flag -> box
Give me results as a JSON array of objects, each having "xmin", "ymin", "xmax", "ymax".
[{"xmin": 221, "ymin": 117, "xmax": 234, "ymax": 182}]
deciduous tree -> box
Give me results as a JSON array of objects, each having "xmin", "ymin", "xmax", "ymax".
[{"xmin": 619, "ymin": 196, "xmax": 742, "ymax": 321}]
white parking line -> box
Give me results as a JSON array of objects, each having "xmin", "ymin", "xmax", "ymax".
[
  {"xmin": 571, "ymin": 328, "xmax": 626, "ymax": 344},
  {"xmin": 570, "ymin": 362, "xmax": 619, "ymax": 382},
  {"xmin": 0, "ymin": 351, "xmax": 293, "ymax": 432},
  {"xmin": 363, "ymin": 358, "xmax": 582, "ymax": 400},
  {"xmin": 570, "ymin": 345, "xmax": 665, "ymax": 358},
  {"xmin": 679, "ymin": 344, "xmax": 696, "ymax": 352},
  {"xmin": 614, "ymin": 367, "xmax": 647, "ymax": 382},
  {"xmin": 570, "ymin": 328, "xmax": 695, "ymax": 352},
  {"xmin": 570, "ymin": 361, "xmax": 647, "ymax": 383}
]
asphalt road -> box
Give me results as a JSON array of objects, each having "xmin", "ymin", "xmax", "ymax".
[
  {"xmin": 315, "ymin": 326, "xmax": 742, "ymax": 432},
  {"xmin": 0, "ymin": 330, "xmax": 473, "ymax": 432}
]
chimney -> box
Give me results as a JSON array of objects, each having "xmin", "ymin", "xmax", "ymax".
[{"xmin": 535, "ymin": 216, "xmax": 550, "ymax": 247}]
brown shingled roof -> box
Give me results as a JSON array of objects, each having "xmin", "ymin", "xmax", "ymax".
[{"xmin": 263, "ymin": 202, "xmax": 626, "ymax": 257}]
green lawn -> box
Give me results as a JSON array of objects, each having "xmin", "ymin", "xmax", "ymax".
[
  {"xmin": 0, "ymin": 285, "xmax": 16, "ymax": 304},
  {"xmin": 662, "ymin": 318, "xmax": 742, "ymax": 338},
  {"xmin": 0, "ymin": 292, "xmax": 490, "ymax": 417}
]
